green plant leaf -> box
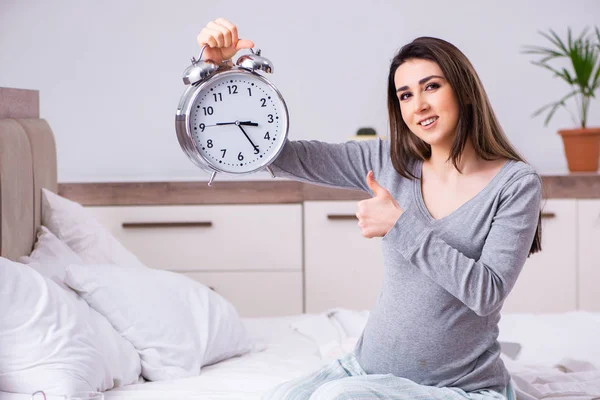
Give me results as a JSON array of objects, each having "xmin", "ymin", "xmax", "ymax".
[
  {"xmin": 532, "ymin": 90, "xmax": 578, "ymax": 126},
  {"xmin": 524, "ymin": 26, "xmax": 599, "ymax": 128},
  {"xmin": 544, "ymin": 103, "xmax": 566, "ymax": 126},
  {"xmin": 544, "ymin": 29, "xmax": 569, "ymax": 55},
  {"xmin": 531, "ymin": 102, "xmax": 557, "ymax": 117},
  {"xmin": 562, "ymin": 68, "xmax": 575, "ymax": 85},
  {"xmin": 590, "ymin": 64, "xmax": 600, "ymax": 97},
  {"xmin": 521, "ymin": 45, "xmax": 563, "ymax": 59},
  {"xmin": 532, "ymin": 61, "xmax": 574, "ymax": 84},
  {"xmin": 570, "ymin": 35, "xmax": 598, "ymax": 91}
]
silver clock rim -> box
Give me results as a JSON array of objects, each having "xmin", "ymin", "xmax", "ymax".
[
  {"xmin": 175, "ymin": 68, "xmax": 290, "ymax": 175},
  {"xmin": 176, "ymin": 85, "xmax": 211, "ymax": 173}
]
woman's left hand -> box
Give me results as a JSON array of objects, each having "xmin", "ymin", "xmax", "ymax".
[{"xmin": 356, "ymin": 171, "xmax": 404, "ymax": 238}]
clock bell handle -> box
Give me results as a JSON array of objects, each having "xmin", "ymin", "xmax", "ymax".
[
  {"xmin": 196, "ymin": 43, "xmax": 235, "ymax": 66},
  {"xmin": 196, "ymin": 44, "xmax": 208, "ymax": 63},
  {"xmin": 195, "ymin": 44, "xmax": 228, "ymax": 64}
]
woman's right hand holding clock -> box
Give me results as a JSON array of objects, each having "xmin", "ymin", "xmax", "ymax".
[{"xmin": 197, "ymin": 18, "xmax": 254, "ymax": 64}]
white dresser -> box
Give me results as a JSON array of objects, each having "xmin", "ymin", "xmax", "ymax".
[
  {"xmin": 60, "ymin": 176, "xmax": 598, "ymax": 318},
  {"xmin": 85, "ymin": 198, "xmax": 600, "ymax": 317},
  {"xmin": 85, "ymin": 204, "xmax": 303, "ymax": 317}
]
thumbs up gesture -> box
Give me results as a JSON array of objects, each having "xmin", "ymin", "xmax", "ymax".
[{"xmin": 356, "ymin": 171, "xmax": 404, "ymax": 238}]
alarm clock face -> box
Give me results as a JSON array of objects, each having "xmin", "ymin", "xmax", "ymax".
[{"xmin": 188, "ymin": 70, "xmax": 288, "ymax": 174}]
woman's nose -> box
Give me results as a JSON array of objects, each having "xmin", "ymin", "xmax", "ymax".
[{"xmin": 414, "ymin": 94, "xmax": 430, "ymax": 113}]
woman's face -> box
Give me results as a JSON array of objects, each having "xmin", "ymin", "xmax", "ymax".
[{"xmin": 394, "ymin": 59, "xmax": 460, "ymax": 148}]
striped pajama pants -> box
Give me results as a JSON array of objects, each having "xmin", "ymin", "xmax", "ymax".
[{"xmin": 262, "ymin": 352, "xmax": 515, "ymax": 400}]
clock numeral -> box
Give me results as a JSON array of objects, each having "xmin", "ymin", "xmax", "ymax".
[
  {"xmin": 207, "ymin": 139, "xmax": 214, "ymax": 148},
  {"xmin": 254, "ymin": 146, "xmax": 260, "ymax": 155},
  {"xmin": 220, "ymin": 149, "xmax": 226, "ymax": 158},
  {"xmin": 238, "ymin": 152, "xmax": 244, "ymax": 161},
  {"xmin": 260, "ymin": 98, "xmax": 267, "ymax": 107},
  {"xmin": 267, "ymin": 114, "xmax": 274, "ymax": 123},
  {"xmin": 247, "ymin": 87, "xmax": 252, "ymax": 96},
  {"xmin": 264, "ymin": 132, "xmax": 270, "ymax": 140},
  {"xmin": 199, "ymin": 123, "xmax": 205, "ymax": 132},
  {"xmin": 227, "ymin": 85, "xmax": 238, "ymax": 94},
  {"xmin": 202, "ymin": 106, "xmax": 214, "ymax": 116},
  {"xmin": 213, "ymin": 93, "xmax": 223, "ymax": 102}
]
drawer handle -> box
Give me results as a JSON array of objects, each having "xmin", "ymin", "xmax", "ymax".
[
  {"xmin": 327, "ymin": 213, "xmax": 557, "ymax": 221},
  {"xmin": 327, "ymin": 214, "xmax": 358, "ymax": 221},
  {"xmin": 122, "ymin": 221, "xmax": 213, "ymax": 229}
]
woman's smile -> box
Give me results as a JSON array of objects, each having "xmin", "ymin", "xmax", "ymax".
[{"xmin": 418, "ymin": 116, "xmax": 439, "ymax": 130}]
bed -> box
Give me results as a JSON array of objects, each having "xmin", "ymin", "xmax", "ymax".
[{"xmin": 1, "ymin": 88, "xmax": 600, "ymax": 400}]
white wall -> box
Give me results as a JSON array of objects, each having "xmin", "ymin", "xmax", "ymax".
[{"xmin": 1, "ymin": 0, "xmax": 599, "ymax": 182}]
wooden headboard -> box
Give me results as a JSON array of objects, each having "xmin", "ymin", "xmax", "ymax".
[{"xmin": 0, "ymin": 87, "xmax": 58, "ymax": 260}]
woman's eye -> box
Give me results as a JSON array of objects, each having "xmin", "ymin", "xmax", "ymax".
[
  {"xmin": 399, "ymin": 92, "xmax": 411, "ymax": 101},
  {"xmin": 426, "ymin": 82, "xmax": 440, "ymax": 91}
]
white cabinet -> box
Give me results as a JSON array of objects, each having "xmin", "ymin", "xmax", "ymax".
[
  {"xmin": 578, "ymin": 199, "xmax": 600, "ymax": 311},
  {"xmin": 85, "ymin": 198, "xmax": 599, "ymax": 316},
  {"xmin": 86, "ymin": 204, "xmax": 302, "ymax": 272},
  {"xmin": 502, "ymin": 200, "xmax": 578, "ymax": 313},
  {"xmin": 85, "ymin": 204, "xmax": 303, "ymax": 317},
  {"xmin": 303, "ymin": 201, "xmax": 384, "ymax": 313}
]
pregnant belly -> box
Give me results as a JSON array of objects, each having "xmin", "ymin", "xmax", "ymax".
[{"xmin": 356, "ymin": 296, "xmax": 489, "ymax": 385}]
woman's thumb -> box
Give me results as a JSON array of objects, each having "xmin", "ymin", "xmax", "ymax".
[
  {"xmin": 236, "ymin": 39, "xmax": 255, "ymax": 50},
  {"xmin": 366, "ymin": 171, "xmax": 386, "ymax": 196}
]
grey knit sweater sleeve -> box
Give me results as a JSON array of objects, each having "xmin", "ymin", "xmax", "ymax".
[
  {"xmin": 269, "ymin": 139, "xmax": 389, "ymax": 192},
  {"xmin": 384, "ymin": 172, "xmax": 542, "ymax": 317}
]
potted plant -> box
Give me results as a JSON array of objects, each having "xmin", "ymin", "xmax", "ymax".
[{"xmin": 523, "ymin": 27, "xmax": 600, "ymax": 172}]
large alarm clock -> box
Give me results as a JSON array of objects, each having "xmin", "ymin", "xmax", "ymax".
[{"xmin": 176, "ymin": 46, "xmax": 289, "ymax": 185}]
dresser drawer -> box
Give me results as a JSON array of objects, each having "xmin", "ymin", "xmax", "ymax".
[
  {"xmin": 578, "ymin": 199, "xmax": 600, "ymax": 311},
  {"xmin": 85, "ymin": 204, "xmax": 302, "ymax": 272},
  {"xmin": 304, "ymin": 201, "xmax": 384, "ymax": 313},
  {"xmin": 184, "ymin": 271, "xmax": 303, "ymax": 317},
  {"xmin": 503, "ymin": 200, "xmax": 578, "ymax": 313}
]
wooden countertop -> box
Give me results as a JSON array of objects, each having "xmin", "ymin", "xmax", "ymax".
[{"xmin": 59, "ymin": 174, "xmax": 600, "ymax": 206}]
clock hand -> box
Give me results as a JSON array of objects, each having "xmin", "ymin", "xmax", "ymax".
[
  {"xmin": 214, "ymin": 120, "xmax": 258, "ymax": 126},
  {"xmin": 202, "ymin": 121, "xmax": 241, "ymax": 128},
  {"xmin": 236, "ymin": 122, "xmax": 259, "ymax": 151}
]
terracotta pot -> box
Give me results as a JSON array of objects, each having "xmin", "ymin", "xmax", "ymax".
[{"xmin": 557, "ymin": 127, "xmax": 600, "ymax": 172}]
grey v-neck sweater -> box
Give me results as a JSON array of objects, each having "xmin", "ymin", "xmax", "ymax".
[{"xmin": 270, "ymin": 138, "xmax": 542, "ymax": 393}]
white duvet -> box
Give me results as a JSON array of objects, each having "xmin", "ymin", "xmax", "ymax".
[{"xmin": 3, "ymin": 311, "xmax": 600, "ymax": 400}]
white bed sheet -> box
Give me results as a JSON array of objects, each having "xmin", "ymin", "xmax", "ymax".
[
  {"xmin": 0, "ymin": 314, "xmax": 331, "ymax": 400},
  {"xmin": 104, "ymin": 315, "xmax": 331, "ymax": 400},
  {"xmin": 3, "ymin": 311, "xmax": 600, "ymax": 400}
]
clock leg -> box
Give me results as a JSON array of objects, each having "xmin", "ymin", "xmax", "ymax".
[
  {"xmin": 266, "ymin": 166, "xmax": 275, "ymax": 178},
  {"xmin": 208, "ymin": 171, "xmax": 217, "ymax": 186}
]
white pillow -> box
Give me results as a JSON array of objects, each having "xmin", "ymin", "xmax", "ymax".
[
  {"xmin": 0, "ymin": 258, "xmax": 141, "ymax": 395},
  {"xmin": 64, "ymin": 264, "xmax": 253, "ymax": 381},
  {"xmin": 17, "ymin": 226, "xmax": 143, "ymax": 389},
  {"xmin": 41, "ymin": 188, "xmax": 146, "ymax": 268},
  {"xmin": 19, "ymin": 225, "xmax": 84, "ymax": 287}
]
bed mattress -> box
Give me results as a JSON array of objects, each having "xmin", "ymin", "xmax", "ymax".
[{"xmin": 3, "ymin": 311, "xmax": 600, "ymax": 400}]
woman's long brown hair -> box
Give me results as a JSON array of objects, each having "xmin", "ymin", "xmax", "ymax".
[{"xmin": 387, "ymin": 37, "xmax": 542, "ymax": 255}]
